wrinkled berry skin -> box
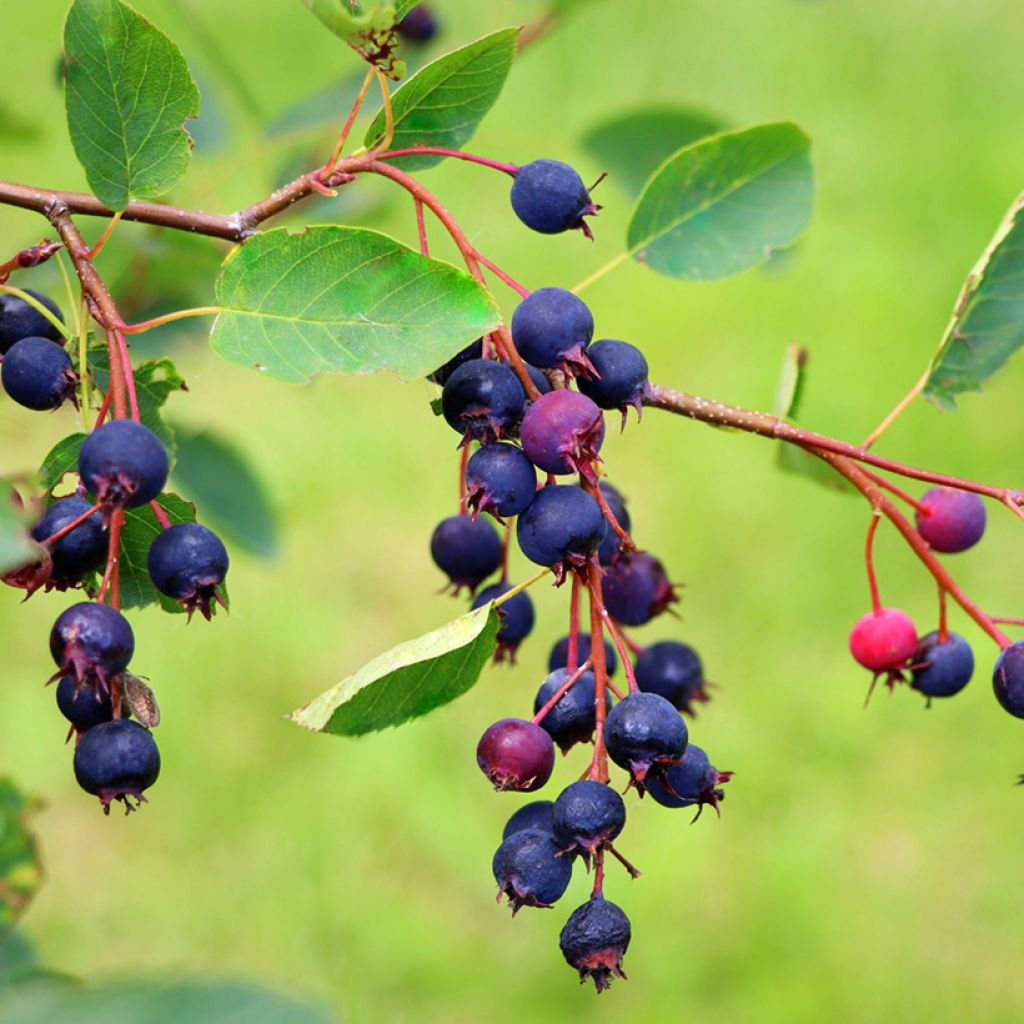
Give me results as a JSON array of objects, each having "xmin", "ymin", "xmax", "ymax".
[
  {"xmin": 79, "ymin": 420, "xmax": 169, "ymax": 508},
  {"xmin": 50, "ymin": 602, "xmax": 134, "ymax": 691},
  {"xmin": 1, "ymin": 336, "xmax": 77, "ymax": 410},
  {"xmin": 0, "ymin": 288, "xmax": 63, "ymax": 353},
  {"xmin": 465, "ymin": 442, "xmax": 537, "ymax": 520},
  {"xmin": 516, "ymin": 485, "xmax": 606, "ymax": 578},
  {"xmin": 431, "ymin": 515, "xmax": 502, "ymax": 593},
  {"xmin": 427, "ymin": 338, "xmax": 483, "ymax": 386},
  {"xmin": 646, "ymin": 744, "xmax": 732, "ymax": 817},
  {"xmin": 911, "ymin": 631, "xmax": 974, "ymax": 699},
  {"xmin": 635, "ymin": 641, "xmax": 709, "ymax": 715},
  {"xmin": 534, "ymin": 668, "xmax": 608, "ymax": 753},
  {"xmin": 31, "ymin": 496, "xmax": 106, "ymax": 584},
  {"xmin": 604, "ymin": 691, "xmax": 687, "ymax": 789},
  {"xmin": 396, "ymin": 3, "xmax": 438, "ymax": 42},
  {"xmin": 597, "ymin": 481, "xmax": 630, "ymax": 565},
  {"xmin": 441, "ymin": 359, "xmax": 525, "ymax": 444},
  {"xmin": 915, "ymin": 487, "xmax": 986, "ymax": 553},
  {"xmin": 848, "ymin": 608, "xmax": 918, "ymax": 672},
  {"xmin": 560, "ymin": 897, "xmax": 631, "ymax": 992},
  {"xmin": 56, "ymin": 674, "xmax": 113, "ymax": 733},
  {"xmin": 73, "ymin": 719, "xmax": 159, "ymax": 814},
  {"xmin": 521, "ymin": 390, "xmax": 605, "ymax": 481},
  {"xmin": 472, "ymin": 582, "xmax": 535, "ymax": 661},
  {"xmin": 551, "ymin": 780, "xmax": 625, "ymax": 860},
  {"xmin": 493, "ymin": 828, "xmax": 573, "ymax": 914},
  {"xmin": 577, "ymin": 339, "xmax": 649, "ymax": 421},
  {"xmin": 147, "ymin": 522, "xmax": 229, "ymax": 620},
  {"xmin": 602, "ymin": 553, "xmax": 678, "ymax": 626},
  {"xmin": 511, "ymin": 160, "xmax": 597, "ymax": 237},
  {"xmin": 510, "ymin": 288, "xmax": 595, "ymax": 377},
  {"xmin": 993, "ymin": 641, "xmax": 1024, "ymax": 718},
  {"xmin": 549, "ymin": 633, "xmax": 618, "ymax": 677},
  {"xmin": 502, "ymin": 800, "xmax": 555, "ymax": 840},
  {"xmin": 477, "ymin": 718, "xmax": 554, "ymax": 792}
]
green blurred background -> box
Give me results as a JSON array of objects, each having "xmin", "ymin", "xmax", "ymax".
[{"xmin": 3, "ymin": 0, "xmax": 1024, "ymax": 1020}]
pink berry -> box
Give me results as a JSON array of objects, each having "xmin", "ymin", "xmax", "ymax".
[
  {"xmin": 915, "ymin": 487, "xmax": 986, "ymax": 553},
  {"xmin": 848, "ymin": 608, "xmax": 918, "ymax": 672}
]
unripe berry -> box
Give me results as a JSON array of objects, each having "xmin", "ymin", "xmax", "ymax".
[
  {"xmin": 147, "ymin": 522, "xmax": 229, "ymax": 620},
  {"xmin": 31, "ymin": 496, "xmax": 106, "ymax": 585},
  {"xmin": 510, "ymin": 160, "xmax": 598, "ymax": 237},
  {"xmin": 993, "ymin": 641, "xmax": 1024, "ymax": 718},
  {"xmin": 430, "ymin": 514, "xmax": 502, "ymax": 593},
  {"xmin": 510, "ymin": 288, "xmax": 595, "ymax": 378},
  {"xmin": 551, "ymin": 780, "xmax": 625, "ymax": 860},
  {"xmin": 73, "ymin": 719, "xmax": 159, "ymax": 814},
  {"xmin": 848, "ymin": 607, "xmax": 917, "ymax": 673},
  {"xmin": 645, "ymin": 744, "xmax": 732, "ymax": 817},
  {"xmin": 516, "ymin": 484, "xmax": 606, "ymax": 577},
  {"xmin": 492, "ymin": 828, "xmax": 573, "ymax": 914},
  {"xmin": 559, "ymin": 897, "xmax": 631, "ymax": 992},
  {"xmin": 50, "ymin": 602, "xmax": 134, "ymax": 691},
  {"xmin": 1, "ymin": 336, "xmax": 78, "ymax": 410},
  {"xmin": 502, "ymin": 800, "xmax": 555, "ymax": 840},
  {"xmin": 911, "ymin": 631, "xmax": 974, "ymax": 700},
  {"xmin": 548, "ymin": 633, "xmax": 618, "ymax": 677},
  {"xmin": 604, "ymin": 691, "xmax": 688, "ymax": 790},
  {"xmin": 915, "ymin": 487, "xmax": 986, "ymax": 553},
  {"xmin": 602, "ymin": 553, "xmax": 678, "ymax": 626},
  {"xmin": 477, "ymin": 718, "xmax": 555, "ymax": 791},
  {"xmin": 440, "ymin": 358, "xmax": 525, "ymax": 444},
  {"xmin": 520, "ymin": 390, "xmax": 605, "ymax": 480},
  {"xmin": 471, "ymin": 582, "xmax": 535, "ymax": 661},
  {"xmin": 78, "ymin": 420, "xmax": 169, "ymax": 508},
  {"xmin": 465, "ymin": 442, "xmax": 537, "ymax": 520},
  {"xmin": 635, "ymin": 640, "xmax": 709, "ymax": 715},
  {"xmin": 0, "ymin": 288, "xmax": 63, "ymax": 353},
  {"xmin": 577, "ymin": 339, "xmax": 649, "ymax": 423}
]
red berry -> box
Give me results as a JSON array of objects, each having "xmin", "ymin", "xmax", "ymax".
[
  {"xmin": 848, "ymin": 608, "xmax": 918, "ymax": 672},
  {"xmin": 476, "ymin": 717, "xmax": 555, "ymax": 792}
]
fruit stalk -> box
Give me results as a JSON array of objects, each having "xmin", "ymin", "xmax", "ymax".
[{"xmin": 587, "ymin": 559, "xmax": 610, "ymax": 784}]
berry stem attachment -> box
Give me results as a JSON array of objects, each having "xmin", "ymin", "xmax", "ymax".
[
  {"xmin": 471, "ymin": 250, "xmax": 530, "ymax": 298},
  {"xmin": 865, "ymin": 513, "xmax": 883, "ymax": 614},
  {"xmin": 532, "ymin": 658, "xmax": 594, "ymax": 726},
  {"xmin": 377, "ymin": 147, "xmax": 518, "ymax": 175},
  {"xmin": 861, "ymin": 468, "xmax": 929, "ymax": 514},
  {"xmin": 591, "ymin": 847, "xmax": 605, "ymax": 898},
  {"xmin": 119, "ymin": 307, "xmax": 223, "ymax": 334},
  {"xmin": 321, "ymin": 67, "xmax": 375, "ymax": 178},
  {"xmin": 567, "ymin": 573, "xmax": 581, "ymax": 670},
  {"xmin": 587, "ymin": 558, "xmax": 611, "ymax": 785},
  {"xmin": 81, "ymin": 210, "xmax": 123, "ymax": 261}
]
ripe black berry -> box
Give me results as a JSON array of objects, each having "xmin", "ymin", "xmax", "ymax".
[
  {"xmin": 396, "ymin": 3, "xmax": 438, "ymax": 42},
  {"xmin": 440, "ymin": 358, "xmax": 525, "ymax": 444},
  {"xmin": 55, "ymin": 674, "xmax": 113, "ymax": 734},
  {"xmin": 465, "ymin": 442, "xmax": 537, "ymax": 520},
  {"xmin": 1, "ymin": 336, "xmax": 78, "ymax": 410},
  {"xmin": 78, "ymin": 420, "xmax": 169, "ymax": 508},
  {"xmin": 147, "ymin": 522, "xmax": 229, "ymax": 620},
  {"xmin": 646, "ymin": 744, "xmax": 732, "ymax": 817},
  {"xmin": 0, "ymin": 288, "xmax": 63, "ymax": 353},
  {"xmin": 516, "ymin": 485, "xmax": 606, "ymax": 579},
  {"xmin": 577, "ymin": 339, "xmax": 649, "ymax": 423},
  {"xmin": 993, "ymin": 641, "xmax": 1024, "ymax": 718},
  {"xmin": 476, "ymin": 717, "xmax": 555, "ymax": 792},
  {"xmin": 604, "ymin": 691, "xmax": 688, "ymax": 790},
  {"xmin": 430, "ymin": 514, "xmax": 502, "ymax": 593},
  {"xmin": 73, "ymin": 718, "xmax": 159, "ymax": 814},
  {"xmin": 510, "ymin": 288, "xmax": 595, "ymax": 377},
  {"xmin": 602, "ymin": 553, "xmax": 678, "ymax": 626},
  {"xmin": 31, "ymin": 496, "xmax": 106, "ymax": 586},
  {"xmin": 915, "ymin": 487, "xmax": 986, "ymax": 553},
  {"xmin": 559, "ymin": 897, "xmax": 631, "ymax": 992},
  {"xmin": 520, "ymin": 390, "xmax": 605, "ymax": 480},
  {"xmin": 492, "ymin": 828, "xmax": 573, "ymax": 914},
  {"xmin": 471, "ymin": 582, "xmax": 535, "ymax": 660},
  {"xmin": 510, "ymin": 160, "xmax": 598, "ymax": 237},
  {"xmin": 911, "ymin": 631, "xmax": 974, "ymax": 700},
  {"xmin": 596, "ymin": 481, "xmax": 631, "ymax": 565},
  {"xmin": 534, "ymin": 667, "xmax": 608, "ymax": 753},
  {"xmin": 635, "ymin": 640, "xmax": 710, "ymax": 715},
  {"xmin": 50, "ymin": 602, "xmax": 134, "ymax": 691},
  {"xmin": 551, "ymin": 780, "xmax": 625, "ymax": 861},
  {"xmin": 548, "ymin": 633, "xmax": 618, "ymax": 677},
  {"xmin": 502, "ymin": 800, "xmax": 555, "ymax": 840}
]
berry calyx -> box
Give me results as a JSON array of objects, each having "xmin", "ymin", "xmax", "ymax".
[
  {"xmin": 559, "ymin": 897, "xmax": 631, "ymax": 993},
  {"xmin": 430, "ymin": 515, "xmax": 502, "ymax": 594},
  {"xmin": 910, "ymin": 631, "xmax": 974, "ymax": 700},
  {"xmin": 516, "ymin": 484, "xmax": 606, "ymax": 581},
  {"xmin": 915, "ymin": 487, "xmax": 987, "ymax": 553},
  {"xmin": 602, "ymin": 553, "xmax": 678, "ymax": 626},
  {"xmin": 0, "ymin": 288, "xmax": 63, "ymax": 353},
  {"xmin": 78, "ymin": 420, "xmax": 169, "ymax": 508},
  {"xmin": 1, "ymin": 336, "xmax": 78, "ymax": 410},
  {"xmin": 502, "ymin": 800, "xmax": 555, "ymax": 840},
  {"xmin": 604, "ymin": 691, "xmax": 688, "ymax": 791},
  {"xmin": 848, "ymin": 607, "xmax": 918, "ymax": 673},
  {"xmin": 147, "ymin": 522, "xmax": 229, "ymax": 620},
  {"xmin": 440, "ymin": 358, "xmax": 526, "ymax": 445},
  {"xmin": 520, "ymin": 390, "xmax": 605, "ymax": 481},
  {"xmin": 634, "ymin": 640, "xmax": 710, "ymax": 715},
  {"xmin": 50, "ymin": 602, "xmax": 134, "ymax": 692},
  {"xmin": 477, "ymin": 718, "xmax": 555, "ymax": 792},
  {"xmin": 534, "ymin": 667, "xmax": 608, "ymax": 753},
  {"xmin": 73, "ymin": 719, "xmax": 159, "ymax": 814},
  {"xmin": 492, "ymin": 828, "xmax": 573, "ymax": 914},
  {"xmin": 31, "ymin": 496, "xmax": 106, "ymax": 587},
  {"xmin": 510, "ymin": 159, "xmax": 599, "ymax": 238},
  {"xmin": 471, "ymin": 582, "xmax": 535, "ymax": 661},
  {"xmin": 55, "ymin": 673, "xmax": 113, "ymax": 736},
  {"xmin": 548, "ymin": 633, "xmax": 618, "ymax": 677},
  {"xmin": 993, "ymin": 641, "xmax": 1024, "ymax": 719},
  {"xmin": 551, "ymin": 780, "xmax": 625, "ymax": 862},
  {"xmin": 465, "ymin": 442, "xmax": 537, "ymax": 521},
  {"xmin": 645, "ymin": 744, "xmax": 733, "ymax": 818},
  {"xmin": 510, "ymin": 288, "xmax": 595, "ymax": 377},
  {"xmin": 577, "ymin": 339, "xmax": 649, "ymax": 425}
]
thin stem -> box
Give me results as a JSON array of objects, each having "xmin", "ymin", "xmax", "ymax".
[
  {"xmin": 322, "ymin": 67, "xmax": 375, "ymax": 175},
  {"xmin": 372, "ymin": 69, "xmax": 395, "ymax": 152},
  {"xmin": 150, "ymin": 500, "xmax": 172, "ymax": 530},
  {"xmin": 617, "ymin": 626, "xmax": 645, "ymax": 657},
  {"xmin": 36, "ymin": 502, "xmax": 103, "ymax": 547},
  {"xmin": 863, "ymin": 367, "xmax": 930, "ymax": 450},
  {"xmin": 82, "ymin": 210, "xmax": 123, "ymax": 261},
  {"xmin": 587, "ymin": 560, "xmax": 610, "ymax": 784},
  {"xmin": 938, "ymin": 585, "xmax": 949, "ymax": 643},
  {"xmin": 458, "ymin": 445, "xmax": 469, "ymax": 515},
  {"xmin": 606, "ymin": 842, "xmax": 641, "ymax": 879},
  {"xmin": 861, "ymin": 467, "xmax": 928, "ymax": 513},
  {"xmin": 591, "ymin": 847, "xmax": 605, "ymax": 898},
  {"xmin": 415, "ymin": 199, "xmax": 429, "ymax": 257},
  {"xmin": 500, "ymin": 522, "xmax": 512, "ymax": 582},
  {"xmin": 992, "ymin": 618, "xmax": 1024, "ymax": 627},
  {"xmin": 567, "ymin": 574, "xmax": 581, "ymax": 670},
  {"xmin": 93, "ymin": 386, "xmax": 113, "ymax": 430},
  {"xmin": 581, "ymin": 477, "xmax": 634, "ymax": 550},
  {"xmin": 865, "ymin": 513, "xmax": 882, "ymax": 613},
  {"xmin": 491, "ymin": 567, "xmax": 550, "ymax": 607},
  {"xmin": 377, "ymin": 147, "xmax": 518, "ymax": 176},
  {"xmin": 120, "ymin": 306, "xmax": 222, "ymax": 334},
  {"xmin": 472, "ymin": 250, "xmax": 530, "ymax": 298},
  {"xmin": 532, "ymin": 659, "xmax": 593, "ymax": 726},
  {"xmin": 602, "ymin": 608, "xmax": 639, "ymax": 694},
  {"xmin": 116, "ymin": 331, "xmax": 140, "ymax": 422},
  {"xmin": 96, "ymin": 507, "xmax": 124, "ymax": 609},
  {"xmin": 0, "ymin": 284, "xmax": 71, "ymax": 340},
  {"xmin": 572, "ymin": 251, "xmax": 629, "ymax": 295}
]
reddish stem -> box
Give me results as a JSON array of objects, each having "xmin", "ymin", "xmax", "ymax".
[
  {"xmin": 992, "ymin": 618, "xmax": 1024, "ymax": 627},
  {"xmin": 617, "ymin": 626, "xmax": 646, "ymax": 657},
  {"xmin": 602, "ymin": 608, "xmax": 639, "ymax": 694},
  {"xmin": 865, "ymin": 514, "xmax": 882, "ymax": 614},
  {"xmin": 458, "ymin": 445, "xmax": 469, "ymax": 515},
  {"xmin": 581, "ymin": 477, "xmax": 634, "ymax": 550},
  {"xmin": 414, "ymin": 198, "xmax": 429, "ymax": 257},
  {"xmin": 606, "ymin": 842, "xmax": 641, "ymax": 879},
  {"xmin": 377, "ymin": 147, "xmax": 518, "ymax": 175},
  {"xmin": 567, "ymin": 573, "xmax": 581, "ymax": 670},
  {"xmin": 532, "ymin": 659, "xmax": 593, "ymax": 726},
  {"xmin": 500, "ymin": 522, "xmax": 512, "ymax": 583},
  {"xmin": 938, "ymin": 585, "xmax": 949, "ymax": 643},
  {"xmin": 96, "ymin": 507, "xmax": 124, "ymax": 609},
  {"xmin": 116, "ymin": 330, "xmax": 140, "ymax": 421},
  {"xmin": 587, "ymin": 559, "xmax": 611, "ymax": 784},
  {"xmin": 472, "ymin": 250, "xmax": 530, "ymax": 298},
  {"xmin": 591, "ymin": 848, "xmax": 605, "ymax": 898},
  {"xmin": 93, "ymin": 387, "xmax": 114, "ymax": 430},
  {"xmin": 36, "ymin": 502, "xmax": 103, "ymax": 547},
  {"xmin": 150, "ymin": 500, "xmax": 172, "ymax": 529},
  {"xmin": 862, "ymin": 468, "xmax": 928, "ymax": 514}
]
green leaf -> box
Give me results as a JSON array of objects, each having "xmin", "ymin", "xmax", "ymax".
[
  {"xmin": 364, "ymin": 28, "xmax": 519, "ymax": 169},
  {"xmin": 773, "ymin": 340, "xmax": 808, "ymax": 420},
  {"xmin": 171, "ymin": 427, "xmax": 278, "ymax": 558},
  {"xmin": 924, "ymin": 192, "xmax": 1024, "ymax": 409},
  {"xmin": 119, "ymin": 494, "xmax": 197, "ymax": 612},
  {"xmin": 582, "ymin": 106, "xmax": 723, "ymax": 198},
  {"xmin": 0, "ymin": 779, "xmax": 43, "ymax": 935},
  {"xmin": 290, "ymin": 603, "xmax": 500, "ymax": 736},
  {"xmin": 63, "ymin": 0, "xmax": 200, "ymax": 211},
  {"xmin": 210, "ymin": 226, "xmax": 501, "ymax": 384},
  {"xmin": 302, "ymin": 0, "xmax": 406, "ymax": 79},
  {"xmin": 36, "ymin": 435, "xmax": 87, "ymax": 494},
  {"xmin": 626, "ymin": 122, "xmax": 814, "ymax": 281},
  {"xmin": 0, "ymin": 487, "xmax": 35, "ymax": 575}
]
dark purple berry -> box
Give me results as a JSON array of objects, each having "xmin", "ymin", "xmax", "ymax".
[
  {"xmin": 466, "ymin": 442, "xmax": 537, "ymax": 520},
  {"xmin": 635, "ymin": 640, "xmax": 709, "ymax": 715},
  {"xmin": 502, "ymin": 800, "xmax": 555, "ymax": 840},
  {"xmin": 534, "ymin": 667, "xmax": 608, "ymax": 753},
  {"xmin": 510, "ymin": 288, "xmax": 595, "ymax": 377},
  {"xmin": 50, "ymin": 602, "xmax": 134, "ymax": 692},
  {"xmin": 524, "ymin": 364, "xmax": 552, "ymax": 395},
  {"xmin": 551, "ymin": 780, "xmax": 625, "ymax": 861},
  {"xmin": 993, "ymin": 641, "xmax": 1024, "ymax": 718},
  {"xmin": 577, "ymin": 339, "xmax": 649, "ymax": 424},
  {"xmin": 915, "ymin": 487, "xmax": 986, "ymax": 553},
  {"xmin": 147, "ymin": 522, "xmax": 229, "ymax": 620},
  {"xmin": 73, "ymin": 719, "xmax": 159, "ymax": 814},
  {"xmin": 56, "ymin": 673, "xmax": 113, "ymax": 734},
  {"xmin": 477, "ymin": 718, "xmax": 554, "ymax": 792},
  {"xmin": 911, "ymin": 631, "xmax": 974, "ymax": 700},
  {"xmin": 0, "ymin": 288, "xmax": 63, "ymax": 353},
  {"xmin": 427, "ymin": 338, "xmax": 483, "ymax": 386},
  {"xmin": 516, "ymin": 485, "xmax": 606, "ymax": 580},
  {"xmin": 604, "ymin": 691, "xmax": 687, "ymax": 791},
  {"xmin": 492, "ymin": 828, "xmax": 573, "ymax": 914},
  {"xmin": 31, "ymin": 496, "xmax": 106, "ymax": 585},
  {"xmin": 559, "ymin": 897, "xmax": 631, "ymax": 992},
  {"xmin": 510, "ymin": 160, "xmax": 598, "ymax": 237},
  {"xmin": 440, "ymin": 358, "xmax": 525, "ymax": 444},
  {"xmin": 549, "ymin": 633, "xmax": 618, "ymax": 677},
  {"xmin": 78, "ymin": 420, "xmax": 169, "ymax": 508},
  {"xmin": 520, "ymin": 390, "xmax": 605, "ymax": 481},
  {"xmin": 430, "ymin": 515, "xmax": 502, "ymax": 593},
  {"xmin": 1, "ymin": 336, "xmax": 78, "ymax": 411},
  {"xmin": 396, "ymin": 3, "xmax": 439, "ymax": 42},
  {"xmin": 646, "ymin": 744, "xmax": 732, "ymax": 817},
  {"xmin": 602, "ymin": 553, "xmax": 678, "ymax": 626},
  {"xmin": 471, "ymin": 582, "xmax": 535, "ymax": 661},
  {"xmin": 596, "ymin": 481, "xmax": 630, "ymax": 565}
]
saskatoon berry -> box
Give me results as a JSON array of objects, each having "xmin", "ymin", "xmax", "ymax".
[
  {"xmin": 646, "ymin": 744, "xmax": 732, "ymax": 817},
  {"xmin": 604, "ymin": 691, "xmax": 688, "ymax": 790},
  {"xmin": 848, "ymin": 608, "xmax": 918, "ymax": 673},
  {"xmin": 492, "ymin": 828, "xmax": 573, "ymax": 914},
  {"xmin": 911, "ymin": 631, "xmax": 974, "ymax": 700},
  {"xmin": 533, "ymin": 667, "xmax": 608, "ymax": 753},
  {"xmin": 551, "ymin": 780, "xmax": 625, "ymax": 861},
  {"xmin": 503, "ymin": 800, "xmax": 555, "ymax": 840},
  {"xmin": 396, "ymin": 3, "xmax": 438, "ymax": 42},
  {"xmin": 596, "ymin": 481, "xmax": 631, "ymax": 566},
  {"xmin": 476, "ymin": 718, "xmax": 555, "ymax": 792},
  {"xmin": 427, "ymin": 338, "xmax": 483, "ymax": 386},
  {"xmin": 441, "ymin": 358, "xmax": 525, "ymax": 444},
  {"xmin": 1, "ymin": 336, "xmax": 78, "ymax": 411},
  {"xmin": 510, "ymin": 160, "xmax": 597, "ymax": 237},
  {"xmin": 31, "ymin": 496, "xmax": 106, "ymax": 585},
  {"xmin": 516, "ymin": 485, "xmax": 606, "ymax": 577},
  {"xmin": 915, "ymin": 487, "xmax": 986, "ymax": 554},
  {"xmin": 430, "ymin": 515, "xmax": 502, "ymax": 593},
  {"xmin": 559, "ymin": 897, "xmax": 631, "ymax": 993},
  {"xmin": 55, "ymin": 674, "xmax": 113, "ymax": 734},
  {"xmin": 472, "ymin": 582, "xmax": 535, "ymax": 660},
  {"xmin": 634, "ymin": 640, "xmax": 709, "ymax": 715},
  {"xmin": 73, "ymin": 718, "xmax": 159, "ymax": 814},
  {"xmin": 549, "ymin": 632, "xmax": 618, "ymax": 677},
  {"xmin": 520, "ymin": 390, "xmax": 605, "ymax": 480},
  {"xmin": 147, "ymin": 522, "xmax": 229, "ymax": 620},
  {"xmin": 0, "ymin": 288, "xmax": 63, "ymax": 353},
  {"xmin": 510, "ymin": 288, "xmax": 595, "ymax": 377},
  {"xmin": 993, "ymin": 641, "xmax": 1024, "ymax": 718},
  {"xmin": 50, "ymin": 602, "xmax": 134, "ymax": 691},
  {"xmin": 465, "ymin": 442, "xmax": 537, "ymax": 520},
  {"xmin": 79, "ymin": 420, "xmax": 169, "ymax": 508},
  {"xmin": 577, "ymin": 339, "xmax": 649, "ymax": 422},
  {"xmin": 602, "ymin": 553, "xmax": 678, "ymax": 627}
]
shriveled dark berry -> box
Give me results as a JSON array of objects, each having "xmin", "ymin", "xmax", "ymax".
[
  {"xmin": 577, "ymin": 339, "xmax": 649, "ymax": 423},
  {"xmin": 560, "ymin": 897, "xmax": 631, "ymax": 992},
  {"xmin": 477, "ymin": 717, "xmax": 554, "ymax": 792},
  {"xmin": 516, "ymin": 485, "xmax": 606, "ymax": 579},
  {"xmin": 427, "ymin": 338, "xmax": 482, "ymax": 386},
  {"xmin": 396, "ymin": 3, "xmax": 439, "ymax": 42},
  {"xmin": 646, "ymin": 744, "xmax": 732, "ymax": 817},
  {"xmin": 510, "ymin": 288, "xmax": 595, "ymax": 377},
  {"xmin": 73, "ymin": 718, "xmax": 159, "ymax": 814},
  {"xmin": 596, "ymin": 481, "xmax": 631, "ymax": 565},
  {"xmin": 915, "ymin": 487, "xmax": 986, "ymax": 553},
  {"xmin": 1, "ymin": 336, "xmax": 78, "ymax": 410},
  {"xmin": 511, "ymin": 160, "xmax": 598, "ymax": 237},
  {"xmin": 604, "ymin": 691, "xmax": 687, "ymax": 790},
  {"xmin": 502, "ymin": 800, "xmax": 555, "ymax": 840},
  {"xmin": 78, "ymin": 420, "xmax": 169, "ymax": 508},
  {"xmin": 534, "ymin": 667, "xmax": 608, "ymax": 753},
  {"xmin": 911, "ymin": 631, "xmax": 974, "ymax": 700},
  {"xmin": 993, "ymin": 641, "xmax": 1024, "ymax": 718},
  {"xmin": 430, "ymin": 514, "xmax": 502, "ymax": 593},
  {"xmin": 849, "ymin": 608, "xmax": 917, "ymax": 673},
  {"xmin": 602, "ymin": 552, "xmax": 678, "ymax": 626},
  {"xmin": 31, "ymin": 496, "xmax": 106, "ymax": 585},
  {"xmin": 635, "ymin": 640, "xmax": 709, "ymax": 715},
  {"xmin": 472, "ymin": 582, "xmax": 535, "ymax": 661},
  {"xmin": 441, "ymin": 358, "xmax": 525, "ymax": 444},
  {"xmin": 147, "ymin": 522, "xmax": 229, "ymax": 620},
  {"xmin": 55, "ymin": 674, "xmax": 113, "ymax": 734},
  {"xmin": 466, "ymin": 442, "xmax": 537, "ymax": 520},
  {"xmin": 520, "ymin": 390, "xmax": 605, "ymax": 481},
  {"xmin": 493, "ymin": 828, "xmax": 573, "ymax": 914},
  {"xmin": 551, "ymin": 780, "xmax": 625, "ymax": 861},
  {"xmin": 50, "ymin": 602, "xmax": 134, "ymax": 692},
  {"xmin": 548, "ymin": 633, "xmax": 618, "ymax": 677},
  {"xmin": 0, "ymin": 288, "xmax": 63, "ymax": 353}
]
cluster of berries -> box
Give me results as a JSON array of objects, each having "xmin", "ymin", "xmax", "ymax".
[
  {"xmin": 426, "ymin": 160, "xmax": 732, "ymax": 991},
  {"xmin": 1, "ymin": 288, "xmax": 229, "ymax": 814}
]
